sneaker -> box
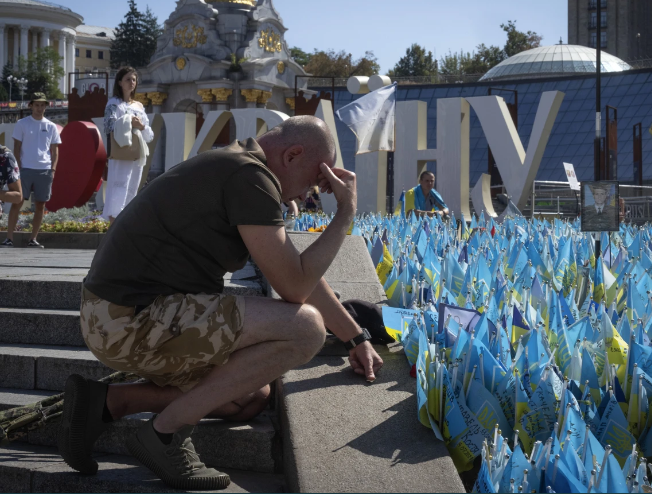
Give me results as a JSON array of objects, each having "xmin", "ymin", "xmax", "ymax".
[
  {"xmin": 57, "ymin": 374, "xmax": 111, "ymax": 475},
  {"xmin": 127, "ymin": 417, "xmax": 231, "ymax": 490},
  {"xmin": 27, "ymin": 239, "xmax": 44, "ymax": 248},
  {"xmin": 0, "ymin": 238, "xmax": 13, "ymax": 248}
]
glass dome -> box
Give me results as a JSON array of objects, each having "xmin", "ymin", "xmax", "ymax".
[{"xmin": 479, "ymin": 45, "xmax": 631, "ymax": 81}]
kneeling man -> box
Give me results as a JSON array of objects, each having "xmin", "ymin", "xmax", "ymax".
[{"xmin": 57, "ymin": 116, "xmax": 383, "ymax": 490}]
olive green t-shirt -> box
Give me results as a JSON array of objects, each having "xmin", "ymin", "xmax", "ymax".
[{"xmin": 84, "ymin": 138, "xmax": 284, "ymax": 307}]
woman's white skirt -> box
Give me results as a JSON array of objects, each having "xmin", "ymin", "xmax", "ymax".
[{"xmin": 101, "ymin": 159, "xmax": 144, "ymax": 221}]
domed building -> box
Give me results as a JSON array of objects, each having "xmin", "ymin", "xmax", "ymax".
[
  {"xmin": 480, "ymin": 44, "xmax": 631, "ymax": 82},
  {"xmin": 0, "ymin": 0, "xmax": 114, "ymax": 96}
]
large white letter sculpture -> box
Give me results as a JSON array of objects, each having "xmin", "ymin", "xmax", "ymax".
[
  {"xmin": 188, "ymin": 109, "xmax": 289, "ymax": 159},
  {"xmin": 185, "ymin": 100, "xmax": 343, "ymax": 213},
  {"xmin": 352, "ymin": 90, "xmax": 564, "ymax": 217},
  {"xmin": 467, "ymin": 91, "xmax": 565, "ymax": 215},
  {"xmin": 46, "ymin": 88, "xmax": 564, "ymax": 219},
  {"xmin": 314, "ymin": 100, "xmax": 344, "ymax": 214},
  {"xmin": 393, "ymin": 100, "xmax": 437, "ymax": 203},
  {"xmin": 436, "ymin": 98, "xmax": 471, "ymax": 218}
]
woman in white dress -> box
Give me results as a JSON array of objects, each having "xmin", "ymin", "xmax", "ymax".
[{"xmin": 103, "ymin": 66, "xmax": 154, "ymax": 224}]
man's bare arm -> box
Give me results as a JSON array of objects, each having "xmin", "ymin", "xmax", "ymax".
[
  {"xmin": 13, "ymin": 140, "xmax": 22, "ymax": 169},
  {"xmin": 50, "ymin": 144, "xmax": 59, "ymax": 171},
  {"xmin": 0, "ymin": 180, "xmax": 22, "ymax": 203},
  {"xmin": 239, "ymin": 164, "xmax": 355, "ymax": 305},
  {"xmin": 305, "ymin": 278, "xmax": 383, "ymax": 380}
]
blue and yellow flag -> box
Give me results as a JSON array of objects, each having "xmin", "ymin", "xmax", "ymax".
[
  {"xmin": 593, "ymin": 255, "xmax": 605, "ymax": 304},
  {"xmin": 511, "ymin": 305, "xmax": 530, "ymax": 344},
  {"xmin": 375, "ymin": 244, "xmax": 394, "ymax": 285}
]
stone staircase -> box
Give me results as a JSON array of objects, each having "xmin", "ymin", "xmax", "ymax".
[{"xmin": 0, "ymin": 250, "xmax": 284, "ymax": 493}]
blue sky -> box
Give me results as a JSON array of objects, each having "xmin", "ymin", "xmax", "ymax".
[{"xmin": 59, "ymin": 0, "xmax": 568, "ymax": 74}]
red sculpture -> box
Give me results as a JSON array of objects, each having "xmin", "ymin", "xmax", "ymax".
[{"xmin": 46, "ymin": 121, "xmax": 106, "ymax": 212}]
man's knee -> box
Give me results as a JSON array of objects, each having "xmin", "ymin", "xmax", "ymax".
[
  {"xmin": 34, "ymin": 201, "xmax": 46, "ymax": 211},
  {"xmin": 294, "ymin": 304, "xmax": 326, "ymax": 361}
]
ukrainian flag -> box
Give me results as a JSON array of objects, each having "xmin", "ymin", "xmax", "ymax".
[
  {"xmin": 376, "ymin": 244, "xmax": 394, "ymax": 285},
  {"xmin": 511, "ymin": 305, "xmax": 530, "ymax": 344},
  {"xmin": 383, "ymin": 265, "xmax": 400, "ymax": 307},
  {"xmin": 394, "ymin": 189, "xmax": 416, "ymax": 216},
  {"xmin": 593, "ymin": 255, "xmax": 605, "ymax": 304}
]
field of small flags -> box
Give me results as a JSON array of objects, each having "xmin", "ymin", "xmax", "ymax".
[{"xmin": 294, "ymin": 209, "xmax": 652, "ymax": 493}]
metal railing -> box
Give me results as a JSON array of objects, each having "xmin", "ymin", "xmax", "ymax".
[
  {"xmin": 487, "ymin": 181, "xmax": 652, "ymax": 225},
  {"xmin": 306, "ymin": 57, "xmax": 652, "ymax": 89},
  {"xmin": 35, "ymin": 0, "xmax": 73, "ymax": 11},
  {"xmin": 306, "ymin": 73, "xmax": 485, "ymax": 88}
]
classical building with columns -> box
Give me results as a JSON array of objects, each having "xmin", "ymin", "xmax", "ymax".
[
  {"xmin": 137, "ymin": 0, "xmax": 310, "ymax": 117},
  {"xmin": 1, "ymin": 0, "xmax": 113, "ymax": 97}
]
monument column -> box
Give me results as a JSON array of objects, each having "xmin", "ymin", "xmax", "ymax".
[
  {"xmin": 32, "ymin": 29, "xmax": 38, "ymax": 53},
  {"xmin": 13, "ymin": 28, "xmax": 19, "ymax": 67},
  {"xmin": 147, "ymin": 92, "xmax": 167, "ymax": 113},
  {"xmin": 240, "ymin": 89, "xmax": 261, "ymax": 109},
  {"xmin": 66, "ymin": 34, "xmax": 75, "ymax": 86},
  {"xmin": 257, "ymin": 90, "xmax": 272, "ymax": 109},
  {"xmin": 197, "ymin": 89, "xmax": 214, "ymax": 115},
  {"xmin": 19, "ymin": 24, "xmax": 29, "ymax": 59},
  {"xmin": 42, "ymin": 29, "xmax": 51, "ymax": 48},
  {"xmin": 0, "ymin": 25, "xmax": 6, "ymax": 72},
  {"xmin": 211, "ymin": 88, "xmax": 232, "ymax": 111},
  {"xmin": 56, "ymin": 32, "xmax": 67, "ymax": 94}
]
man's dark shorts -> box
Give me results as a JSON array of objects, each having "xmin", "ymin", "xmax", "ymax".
[{"xmin": 20, "ymin": 168, "xmax": 54, "ymax": 202}]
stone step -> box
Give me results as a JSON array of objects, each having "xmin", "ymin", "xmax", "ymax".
[
  {"xmin": 0, "ymin": 308, "xmax": 85, "ymax": 347},
  {"xmin": 0, "ymin": 274, "xmax": 263, "ymax": 311},
  {"xmin": 0, "ymin": 443, "xmax": 284, "ymax": 493},
  {"xmin": 0, "ymin": 253, "xmax": 262, "ymax": 311},
  {"xmin": 0, "ymin": 344, "xmax": 111, "ymax": 391},
  {"xmin": 0, "ymin": 389, "xmax": 278, "ymax": 474}
]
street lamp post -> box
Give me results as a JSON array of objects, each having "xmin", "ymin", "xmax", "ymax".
[
  {"xmin": 17, "ymin": 78, "xmax": 28, "ymax": 105},
  {"xmin": 7, "ymin": 75, "xmax": 14, "ymax": 102},
  {"xmin": 594, "ymin": 0, "xmax": 602, "ymax": 256},
  {"xmin": 6, "ymin": 75, "xmax": 27, "ymax": 104}
]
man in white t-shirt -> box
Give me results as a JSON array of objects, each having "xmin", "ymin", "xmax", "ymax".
[{"xmin": 1, "ymin": 93, "xmax": 61, "ymax": 248}]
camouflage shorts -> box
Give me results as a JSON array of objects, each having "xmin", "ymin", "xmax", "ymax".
[{"xmin": 80, "ymin": 287, "xmax": 245, "ymax": 392}]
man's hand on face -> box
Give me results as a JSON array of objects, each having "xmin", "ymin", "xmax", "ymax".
[
  {"xmin": 348, "ymin": 341, "xmax": 383, "ymax": 382},
  {"xmin": 317, "ymin": 164, "xmax": 356, "ymax": 211}
]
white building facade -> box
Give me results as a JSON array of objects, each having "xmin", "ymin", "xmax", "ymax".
[{"xmin": 0, "ymin": 0, "xmax": 113, "ymax": 97}]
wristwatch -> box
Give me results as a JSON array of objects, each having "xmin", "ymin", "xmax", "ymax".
[{"xmin": 343, "ymin": 328, "xmax": 372, "ymax": 351}]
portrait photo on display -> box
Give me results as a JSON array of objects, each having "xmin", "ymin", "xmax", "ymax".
[{"xmin": 580, "ymin": 180, "xmax": 619, "ymax": 232}]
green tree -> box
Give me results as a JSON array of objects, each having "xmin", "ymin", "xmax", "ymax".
[
  {"xmin": 1, "ymin": 63, "xmax": 13, "ymax": 100},
  {"xmin": 110, "ymin": 0, "xmax": 161, "ymax": 69},
  {"xmin": 290, "ymin": 46, "xmax": 312, "ymax": 67},
  {"xmin": 142, "ymin": 6, "xmax": 163, "ymax": 63},
  {"xmin": 502, "ymin": 20, "xmax": 543, "ymax": 57},
  {"xmin": 388, "ymin": 44, "xmax": 437, "ymax": 77},
  {"xmin": 437, "ymin": 20, "xmax": 541, "ymax": 76},
  {"xmin": 304, "ymin": 49, "xmax": 379, "ymax": 77},
  {"xmin": 12, "ymin": 48, "xmax": 65, "ymax": 99}
]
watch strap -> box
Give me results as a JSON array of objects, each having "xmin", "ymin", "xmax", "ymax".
[{"xmin": 343, "ymin": 328, "xmax": 371, "ymax": 350}]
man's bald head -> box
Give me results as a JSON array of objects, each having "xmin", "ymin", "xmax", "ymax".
[{"xmin": 258, "ymin": 115, "xmax": 337, "ymax": 167}]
